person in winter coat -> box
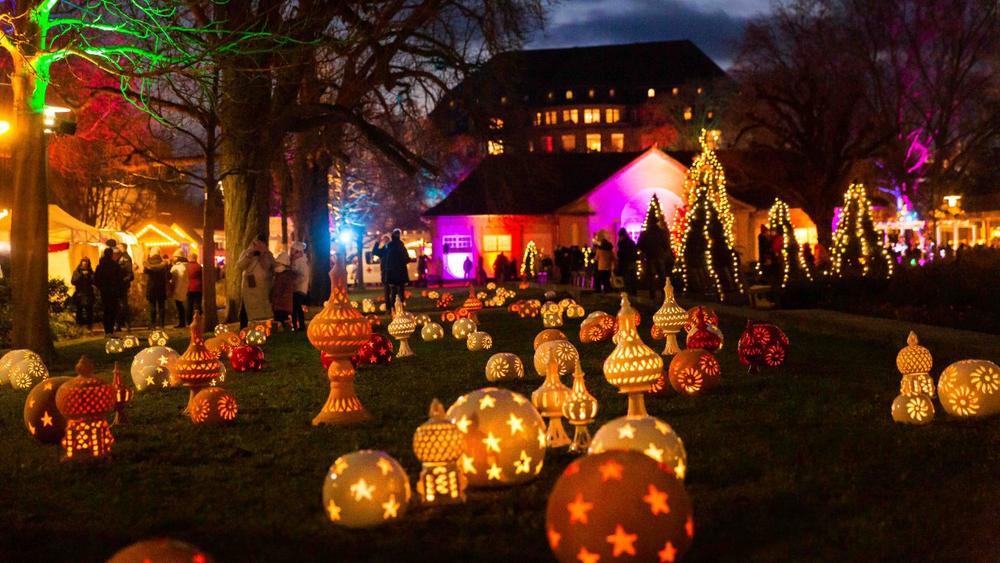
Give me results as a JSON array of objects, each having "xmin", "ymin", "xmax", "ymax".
[
  {"xmin": 372, "ymin": 235, "xmax": 391, "ymax": 306},
  {"xmin": 290, "ymin": 242, "xmax": 310, "ymax": 331},
  {"xmin": 594, "ymin": 231, "xmax": 615, "ymax": 293},
  {"xmin": 382, "ymin": 229, "xmax": 411, "ymax": 311},
  {"xmin": 616, "ymin": 228, "xmax": 639, "ymax": 296},
  {"xmin": 493, "ymin": 252, "xmax": 509, "ymax": 283},
  {"xmin": 170, "ymin": 252, "xmax": 190, "ymax": 327},
  {"xmin": 71, "ymin": 257, "xmax": 95, "ymax": 331},
  {"xmin": 237, "ymin": 235, "xmax": 275, "ymax": 329},
  {"xmin": 94, "ymin": 248, "xmax": 123, "ymax": 336},
  {"xmin": 637, "ymin": 220, "xmax": 674, "ymax": 300},
  {"xmin": 144, "ymin": 254, "xmax": 170, "ymax": 328},
  {"xmin": 271, "ymin": 251, "xmax": 299, "ymax": 327},
  {"xmin": 186, "ymin": 254, "xmax": 203, "ymax": 324},
  {"xmin": 114, "ymin": 247, "xmax": 134, "ymax": 331}
]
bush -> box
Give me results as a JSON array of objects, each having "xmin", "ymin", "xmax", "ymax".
[{"xmin": 0, "ymin": 278, "xmax": 85, "ymax": 348}]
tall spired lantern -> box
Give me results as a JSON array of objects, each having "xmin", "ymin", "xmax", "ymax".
[
  {"xmin": 532, "ymin": 356, "xmax": 573, "ymax": 448},
  {"xmin": 387, "ymin": 300, "xmax": 417, "ymax": 358},
  {"xmin": 604, "ymin": 293, "xmax": 663, "ymax": 416},
  {"xmin": 562, "ymin": 361, "xmax": 598, "ymax": 454},
  {"xmin": 652, "ymin": 279, "xmax": 687, "ymax": 355},
  {"xmin": 307, "ymin": 261, "xmax": 372, "ymax": 425},
  {"xmin": 173, "ymin": 311, "xmax": 224, "ymax": 415}
]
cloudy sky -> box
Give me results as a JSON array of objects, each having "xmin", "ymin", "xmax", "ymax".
[{"xmin": 528, "ymin": 0, "xmax": 775, "ymax": 68}]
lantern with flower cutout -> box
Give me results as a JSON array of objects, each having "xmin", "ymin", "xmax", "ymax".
[
  {"xmin": 486, "ymin": 353, "xmax": 525, "ymax": 382},
  {"xmin": 542, "ymin": 301, "xmax": 561, "ymax": 316},
  {"xmin": 428, "ymin": 290, "xmax": 441, "ymax": 300},
  {"xmin": 534, "ymin": 329, "xmax": 567, "ymax": 350},
  {"xmin": 111, "ymin": 363, "xmax": 133, "ymax": 425},
  {"xmin": 590, "ymin": 415, "xmax": 688, "ymax": 479},
  {"xmin": 668, "ymin": 349, "xmax": 721, "ymax": 396},
  {"xmin": 467, "ymin": 331, "xmax": 494, "ymax": 351},
  {"xmin": 414, "ymin": 399, "xmax": 467, "ymax": 506},
  {"xmin": 307, "ymin": 262, "xmax": 372, "ymax": 425},
  {"xmin": 447, "ymin": 388, "xmax": 546, "ymax": 488},
  {"xmin": 353, "ymin": 333, "xmax": 394, "ymax": 367},
  {"xmin": 579, "ymin": 312, "xmax": 616, "ymax": 344},
  {"xmin": 361, "ymin": 298, "xmax": 376, "ymax": 314},
  {"xmin": 533, "ymin": 340, "xmax": 580, "ymax": 378},
  {"xmin": 891, "ymin": 331, "xmax": 935, "ymax": 425},
  {"xmin": 604, "ymin": 294, "xmax": 663, "ymax": 415},
  {"xmin": 422, "ymin": 322, "xmax": 444, "ymax": 342},
  {"xmin": 147, "ymin": 329, "xmax": 169, "ymax": 347},
  {"xmin": 190, "ymin": 387, "xmax": 239, "ymax": 424},
  {"xmin": 653, "ymin": 280, "xmax": 687, "ymax": 355},
  {"xmin": 322, "ymin": 450, "xmax": 411, "ymax": 528},
  {"xmin": 130, "ymin": 346, "xmax": 179, "ymax": 391},
  {"xmin": 543, "ymin": 310, "xmax": 564, "ymax": 328},
  {"xmin": 109, "ymin": 539, "xmax": 215, "ymax": 563},
  {"xmin": 173, "ymin": 312, "xmax": 224, "ymax": 415},
  {"xmin": 121, "ymin": 334, "xmax": 141, "ymax": 349},
  {"xmin": 24, "ymin": 376, "xmax": 72, "ymax": 443},
  {"xmin": 452, "ymin": 318, "xmax": 477, "ymax": 340},
  {"xmin": 56, "ymin": 357, "xmax": 116, "ymax": 460},
  {"xmin": 545, "ymin": 450, "xmax": 694, "ymax": 563},
  {"xmin": 684, "ymin": 306, "xmax": 718, "ymax": 333},
  {"xmin": 105, "ymin": 337, "xmax": 125, "ymax": 354},
  {"xmin": 737, "ymin": 321, "xmax": 789, "ymax": 373},
  {"xmin": 0, "ymin": 349, "xmax": 49, "ymax": 390},
  {"xmin": 938, "ymin": 359, "xmax": 1000, "ymax": 418},
  {"xmin": 533, "ymin": 356, "xmax": 573, "ymax": 448},
  {"xmin": 388, "ymin": 301, "xmax": 417, "ymax": 358},
  {"xmin": 565, "ymin": 304, "xmax": 586, "ymax": 319},
  {"xmin": 486, "ymin": 282, "xmax": 497, "ymax": 291},
  {"xmin": 562, "ymin": 362, "xmax": 598, "ymax": 454},
  {"xmin": 230, "ymin": 345, "xmax": 266, "ymax": 372}
]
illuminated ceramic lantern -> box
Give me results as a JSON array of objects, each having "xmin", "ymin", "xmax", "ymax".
[
  {"xmin": 353, "ymin": 334, "xmax": 394, "ymax": 367},
  {"xmin": 543, "ymin": 311, "xmax": 564, "ymax": 328},
  {"xmin": 565, "ymin": 304, "xmax": 585, "ymax": 319},
  {"xmin": 427, "ymin": 290, "xmax": 441, "ymax": 300},
  {"xmin": 590, "ymin": 415, "xmax": 688, "ymax": 479},
  {"xmin": 668, "ymin": 349, "xmax": 721, "ymax": 396},
  {"xmin": 365, "ymin": 314, "xmax": 382, "ymax": 328},
  {"xmin": 0, "ymin": 349, "xmax": 49, "ymax": 390},
  {"xmin": 938, "ymin": 359, "xmax": 1000, "ymax": 418},
  {"xmin": 452, "ymin": 318, "xmax": 477, "ymax": 340},
  {"xmin": 435, "ymin": 292, "xmax": 454, "ymax": 309},
  {"xmin": 322, "ymin": 450, "xmax": 411, "ymax": 528},
  {"xmin": 414, "ymin": 313, "xmax": 432, "ymax": 326},
  {"xmin": 244, "ymin": 327, "xmax": 267, "ymax": 346},
  {"xmin": 24, "ymin": 376, "xmax": 72, "ymax": 443},
  {"xmin": 173, "ymin": 312, "xmax": 224, "ymax": 414},
  {"xmin": 542, "ymin": 301, "xmax": 561, "ymax": 316},
  {"xmin": 105, "ymin": 337, "xmax": 125, "ymax": 354},
  {"xmin": 230, "ymin": 345, "xmax": 265, "ymax": 372},
  {"xmin": 307, "ymin": 262, "xmax": 373, "ymax": 425},
  {"xmin": 518, "ymin": 300, "xmax": 541, "ymax": 318},
  {"xmin": 421, "ymin": 322, "xmax": 444, "ymax": 342},
  {"xmin": 485, "ymin": 353, "xmax": 525, "ymax": 382},
  {"xmin": 361, "ymin": 298, "xmax": 376, "ymax": 314},
  {"xmin": 684, "ymin": 305, "xmax": 718, "ymax": 333},
  {"xmin": 213, "ymin": 323, "xmax": 231, "ymax": 336},
  {"xmin": 653, "ymin": 279, "xmax": 687, "ymax": 356},
  {"xmin": 896, "ymin": 331, "xmax": 935, "ymax": 397},
  {"xmin": 446, "ymin": 388, "xmax": 546, "ymax": 488},
  {"xmin": 545, "ymin": 450, "xmax": 694, "ymax": 563},
  {"xmin": 486, "ymin": 282, "xmax": 497, "ymax": 291},
  {"xmin": 579, "ymin": 312, "xmax": 615, "ymax": 344},
  {"xmin": 148, "ymin": 329, "xmax": 169, "ymax": 347},
  {"xmin": 190, "ymin": 387, "xmax": 239, "ymax": 424},
  {"xmin": 111, "ymin": 363, "xmax": 133, "ymax": 425},
  {"xmin": 467, "ymin": 331, "xmax": 494, "ymax": 351},
  {"xmin": 544, "ymin": 290, "xmax": 557, "ymax": 300},
  {"xmin": 533, "ymin": 340, "xmax": 580, "ymax": 378},
  {"xmin": 387, "ymin": 302, "xmax": 417, "ymax": 358},
  {"xmin": 562, "ymin": 362, "xmax": 598, "ymax": 454},
  {"xmin": 737, "ymin": 321, "xmax": 789, "ymax": 373},
  {"xmin": 414, "ymin": 399, "xmax": 467, "ymax": 506},
  {"xmin": 534, "ymin": 329, "xmax": 568, "ymax": 350},
  {"xmin": 56, "ymin": 357, "xmax": 115, "ymax": 461},
  {"xmin": 533, "ymin": 357, "xmax": 573, "ymax": 448},
  {"xmin": 685, "ymin": 312, "xmax": 723, "ymax": 352},
  {"xmin": 130, "ymin": 346, "xmax": 179, "ymax": 391},
  {"xmin": 108, "ymin": 538, "xmax": 215, "ymax": 563},
  {"xmin": 604, "ymin": 294, "xmax": 663, "ymax": 414},
  {"xmin": 462, "ymin": 288, "xmax": 484, "ymax": 323}
]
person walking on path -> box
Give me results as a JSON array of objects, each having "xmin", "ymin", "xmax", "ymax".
[
  {"xmin": 290, "ymin": 242, "xmax": 310, "ymax": 331},
  {"xmin": 143, "ymin": 253, "xmax": 170, "ymax": 328},
  {"xmin": 616, "ymin": 228, "xmax": 639, "ymax": 296},
  {"xmin": 94, "ymin": 248, "xmax": 124, "ymax": 336},
  {"xmin": 170, "ymin": 251, "xmax": 189, "ymax": 327},
  {"xmin": 71, "ymin": 257, "xmax": 95, "ymax": 332},
  {"xmin": 271, "ymin": 251, "xmax": 299, "ymax": 328},
  {"xmin": 186, "ymin": 253, "xmax": 203, "ymax": 324},
  {"xmin": 237, "ymin": 235, "xmax": 275, "ymax": 329},
  {"xmin": 493, "ymin": 252, "xmax": 509, "ymax": 284},
  {"xmin": 383, "ymin": 229, "xmax": 411, "ymax": 311},
  {"xmin": 594, "ymin": 231, "xmax": 615, "ymax": 293},
  {"xmin": 637, "ymin": 220, "xmax": 673, "ymax": 300}
]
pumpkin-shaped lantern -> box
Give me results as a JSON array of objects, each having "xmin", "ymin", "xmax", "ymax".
[
  {"xmin": 190, "ymin": 387, "xmax": 239, "ymax": 424},
  {"xmin": 121, "ymin": 334, "xmax": 141, "ymax": 349},
  {"xmin": 652, "ymin": 279, "xmax": 686, "ymax": 355},
  {"xmin": 533, "ymin": 340, "xmax": 580, "ymax": 378},
  {"xmin": 684, "ymin": 305, "xmax": 718, "ymax": 333},
  {"xmin": 413, "ymin": 399, "xmax": 467, "ymax": 506},
  {"xmin": 462, "ymin": 287, "xmax": 484, "ymax": 323},
  {"xmin": 534, "ymin": 329, "xmax": 568, "ymax": 350},
  {"xmin": 24, "ymin": 376, "xmax": 72, "ymax": 443},
  {"xmin": 543, "ymin": 310, "xmax": 564, "ymax": 328},
  {"xmin": 565, "ymin": 303, "xmax": 586, "ymax": 319},
  {"xmin": 0, "ymin": 349, "xmax": 49, "ymax": 390},
  {"xmin": 322, "ymin": 450, "xmax": 411, "ymax": 528},
  {"xmin": 387, "ymin": 301, "xmax": 417, "ymax": 358},
  {"xmin": 590, "ymin": 415, "xmax": 688, "ymax": 479},
  {"xmin": 230, "ymin": 345, "xmax": 265, "ymax": 372},
  {"xmin": 579, "ymin": 312, "xmax": 616, "ymax": 344},
  {"xmin": 533, "ymin": 356, "xmax": 573, "ymax": 448},
  {"xmin": 485, "ymin": 353, "xmax": 525, "ymax": 382},
  {"xmin": 452, "ymin": 318, "xmax": 477, "ymax": 340},
  {"xmin": 56, "ymin": 357, "xmax": 116, "ymax": 460},
  {"xmin": 668, "ymin": 349, "xmax": 721, "ymax": 396},
  {"xmin": 562, "ymin": 362, "xmax": 598, "ymax": 454},
  {"xmin": 467, "ymin": 331, "xmax": 494, "ymax": 351},
  {"xmin": 890, "ymin": 331, "xmax": 935, "ymax": 425},
  {"xmin": 173, "ymin": 311, "xmax": 224, "ymax": 415},
  {"xmin": 938, "ymin": 359, "xmax": 1000, "ymax": 418},
  {"xmin": 421, "ymin": 322, "xmax": 444, "ymax": 342},
  {"xmin": 685, "ymin": 310, "xmax": 723, "ymax": 352},
  {"xmin": 737, "ymin": 321, "xmax": 789, "ymax": 373}
]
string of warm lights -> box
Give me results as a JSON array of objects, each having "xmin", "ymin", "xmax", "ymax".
[
  {"xmin": 828, "ymin": 183, "xmax": 894, "ymax": 279},
  {"xmin": 767, "ymin": 198, "xmax": 813, "ymax": 287},
  {"xmin": 635, "ymin": 195, "xmax": 665, "ymax": 277},
  {"xmin": 521, "ymin": 240, "xmax": 539, "ymax": 278}
]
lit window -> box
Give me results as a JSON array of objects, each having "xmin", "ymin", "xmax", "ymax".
[
  {"xmin": 565, "ymin": 90, "xmax": 573, "ymax": 100},
  {"xmin": 585, "ymin": 134, "xmax": 601, "ymax": 152},
  {"xmin": 562, "ymin": 109, "xmax": 579, "ymax": 124},
  {"xmin": 609, "ymin": 88, "xmax": 616, "ymax": 97},
  {"xmin": 487, "ymin": 140, "xmax": 504, "ymax": 155},
  {"xmin": 442, "ymin": 235, "xmax": 472, "ymax": 250},
  {"xmin": 544, "ymin": 111, "xmax": 558, "ymax": 125},
  {"xmin": 533, "ymin": 113, "xmax": 542, "ymax": 126},
  {"xmin": 484, "ymin": 235, "xmax": 512, "ymax": 252},
  {"xmin": 489, "ymin": 117, "xmax": 504, "ymax": 129},
  {"xmin": 671, "ymin": 87, "xmax": 679, "ymax": 96},
  {"xmin": 604, "ymin": 108, "xmax": 620, "ymax": 124},
  {"xmin": 647, "ymin": 88, "xmax": 656, "ymax": 98},
  {"xmin": 610, "ymin": 133, "xmax": 624, "ymax": 152},
  {"xmin": 696, "ymin": 87, "xmax": 703, "ymax": 95},
  {"xmin": 683, "ymin": 107, "xmax": 693, "ymax": 121},
  {"xmin": 588, "ymin": 88, "xmax": 595, "ymax": 98},
  {"xmin": 543, "ymin": 136, "xmax": 554, "ymax": 153},
  {"xmin": 583, "ymin": 108, "xmax": 601, "ymax": 124},
  {"xmin": 561, "ymin": 134, "xmax": 576, "ymax": 151}
]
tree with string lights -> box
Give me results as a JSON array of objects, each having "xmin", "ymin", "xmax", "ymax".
[
  {"xmin": 521, "ymin": 241, "xmax": 539, "ymax": 280},
  {"xmin": 767, "ymin": 198, "xmax": 813, "ymax": 287},
  {"xmin": 829, "ymin": 183, "xmax": 894, "ymax": 279}
]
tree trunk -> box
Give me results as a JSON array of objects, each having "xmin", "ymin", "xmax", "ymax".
[
  {"xmin": 292, "ymin": 135, "xmax": 333, "ymax": 302},
  {"xmin": 201, "ymin": 123, "xmax": 219, "ymax": 328}
]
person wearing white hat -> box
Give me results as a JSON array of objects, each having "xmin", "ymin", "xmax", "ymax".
[
  {"xmin": 290, "ymin": 241, "xmax": 310, "ymax": 331},
  {"xmin": 271, "ymin": 251, "xmax": 299, "ymax": 328}
]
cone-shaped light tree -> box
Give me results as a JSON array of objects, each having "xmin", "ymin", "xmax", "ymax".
[
  {"xmin": 521, "ymin": 240, "xmax": 539, "ymax": 280},
  {"xmin": 829, "ymin": 183, "xmax": 894, "ymax": 278},
  {"xmin": 767, "ymin": 198, "xmax": 813, "ymax": 287}
]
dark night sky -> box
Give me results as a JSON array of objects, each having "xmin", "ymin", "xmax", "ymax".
[{"xmin": 527, "ymin": 0, "xmax": 775, "ymax": 68}]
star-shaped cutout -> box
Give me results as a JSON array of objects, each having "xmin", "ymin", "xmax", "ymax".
[
  {"xmin": 478, "ymin": 394, "xmax": 496, "ymax": 410},
  {"xmin": 644, "ymin": 443, "xmax": 665, "ymax": 463},
  {"xmin": 685, "ymin": 516, "xmax": 694, "ymax": 538},
  {"xmin": 28, "ymin": 398, "xmax": 35, "ymax": 408},
  {"xmin": 654, "ymin": 419, "xmax": 671, "ymax": 435},
  {"xmin": 334, "ymin": 458, "xmax": 349, "ymax": 475},
  {"xmin": 326, "ymin": 499, "xmax": 341, "ymax": 521},
  {"xmin": 577, "ymin": 546, "xmax": 600, "ymax": 563},
  {"xmin": 547, "ymin": 527, "xmax": 562, "ymax": 549},
  {"xmin": 643, "ymin": 483, "xmax": 670, "ymax": 516},
  {"xmin": 537, "ymin": 428, "xmax": 547, "ymax": 449},
  {"xmin": 487, "ymin": 463, "xmax": 503, "ymax": 481},
  {"xmin": 460, "ymin": 454, "xmax": 477, "ymax": 475},
  {"xmin": 376, "ymin": 457, "xmax": 394, "ymax": 476},
  {"xmin": 40, "ymin": 411, "xmax": 53, "ymax": 427},
  {"xmin": 567, "ymin": 493, "xmax": 594, "ymax": 524},
  {"xmin": 482, "ymin": 432, "xmax": 502, "ymax": 453},
  {"xmin": 658, "ymin": 541, "xmax": 677, "ymax": 562},
  {"xmin": 455, "ymin": 415, "xmax": 472, "ymax": 433},
  {"xmin": 606, "ymin": 524, "xmax": 638, "ymax": 557},
  {"xmin": 511, "ymin": 393, "xmax": 527, "ymax": 405},
  {"xmin": 145, "ymin": 375, "xmax": 155, "ymax": 386},
  {"xmin": 350, "ymin": 478, "xmax": 375, "ymax": 501},
  {"xmin": 161, "ymin": 379, "xmax": 170, "ymax": 388},
  {"xmin": 506, "ymin": 413, "xmax": 525, "ymax": 435},
  {"xmin": 617, "ymin": 423, "xmax": 636, "ymax": 440},
  {"xmin": 514, "ymin": 450, "xmax": 532, "ymax": 474},
  {"xmin": 598, "ymin": 459, "xmax": 624, "ymax": 481},
  {"xmin": 381, "ymin": 494, "xmax": 400, "ymax": 519},
  {"xmin": 43, "ymin": 382, "xmax": 53, "ymax": 391},
  {"xmin": 675, "ymin": 458, "xmax": 687, "ymax": 480},
  {"xmin": 157, "ymin": 354, "xmax": 170, "ymax": 366}
]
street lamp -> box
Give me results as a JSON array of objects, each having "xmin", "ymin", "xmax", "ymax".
[{"xmin": 0, "ymin": 120, "xmax": 10, "ymax": 136}]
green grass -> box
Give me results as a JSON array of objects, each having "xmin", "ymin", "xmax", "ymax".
[{"xmin": 1, "ymin": 288, "xmax": 999, "ymax": 562}]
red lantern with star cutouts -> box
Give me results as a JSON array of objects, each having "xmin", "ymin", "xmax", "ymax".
[
  {"xmin": 352, "ymin": 333, "xmax": 394, "ymax": 367},
  {"xmin": 737, "ymin": 320, "xmax": 789, "ymax": 374},
  {"xmin": 230, "ymin": 345, "xmax": 265, "ymax": 372},
  {"xmin": 545, "ymin": 450, "xmax": 693, "ymax": 563}
]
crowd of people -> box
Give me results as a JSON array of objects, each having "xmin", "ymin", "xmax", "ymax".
[{"xmin": 235, "ymin": 236, "xmax": 311, "ymax": 330}]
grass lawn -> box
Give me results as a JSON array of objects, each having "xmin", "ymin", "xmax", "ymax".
[{"xmin": 1, "ymin": 287, "xmax": 998, "ymax": 562}]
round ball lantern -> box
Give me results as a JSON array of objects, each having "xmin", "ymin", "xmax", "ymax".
[
  {"xmin": 485, "ymin": 353, "xmax": 525, "ymax": 382},
  {"xmin": 668, "ymin": 349, "xmax": 721, "ymax": 396},
  {"xmin": 446, "ymin": 388, "xmax": 546, "ymax": 488},
  {"xmin": 421, "ymin": 322, "xmax": 444, "ymax": 342},
  {"xmin": 387, "ymin": 301, "xmax": 417, "ymax": 358},
  {"xmin": 244, "ymin": 327, "xmax": 267, "ymax": 346},
  {"xmin": 545, "ymin": 450, "xmax": 694, "ymax": 563},
  {"xmin": 685, "ymin": 314, "xmax": 723, "ymax": 352},
  {"xmin": 121, "ymin": 334, "xmax": 141, "ymax": 349},
  {"xmin": 173, "ymin": 312, "xmax": 224, "ymax": 415},
  {"xmin": 486, "ymin": 282, "xmax": 497, "ymax": 291},
  {"xmin": 518, "ymin": 300, "xmax": 541, "ymax": 318},
  {"xmin": 543, "ymin": 311, "xmax": 564, "ymax": 328},
  {"xmin": 737, "ymin": 321, "xmax": 789, "ymax": 373},
  {"xmin": 467, "ymin": 331, "xmax": 494, "ymax": 351},
  {"xmin": 544, "ymin": 290, "xmax": 557, "ymax": 301},
  {"xmin": 684, "ymin": 306, "xmax": 718, "ymax": 334},
  {"xmin": 938, "ymin": 359, "xmax": 1000, "ymax": 418},
  {"xmin": 24, "ymin": 376, "xmax": 73, "ymax": 443},
  {"xmin": 414, "ymin": 399, "xmax": 467, "ymax": 506},
  {"xmin": 452, "ymin": 318, "xmax": 477, "ymax": 340},
  {"xmin": 0, "ymin": 349, "xmax": 49, "ymax": 390},
  {"xmin": 148, "ymin": 329, "xmax": 169, "ymax": 347},
  {"xmin": 896, "ymin": 331, "xmax": 935, "ymax": 397},
  {"xmin": 56, "ymin": 357, "xmax": 116, "ymax": 460},
  {"xmin": 533, "ymin": 340, "xmax": 580, "ymax": 378},
  {"xmin": 427, "ymin": 290, "xmax": 441, "ymax": 300},
  {"xmin": 213, "ymin": 323, "xmax": 231, "ymax": 336},
  {"xmin": 108, "ymin": 538, "xmax": 215, "ymax": 563},
  {"xmin": 604, "ymin": 294, "xmax": 663, "ymax": 415},
  {"xmin": 322, "ymin": 450, "xmax": 411, "ymax": 528},
  {"xmin": 652, "ymin": 279, "xmax": 687, "ymax": 355},
  {"xmin": 190, "ymin": 387, "xmax": 238, "ymax": 424},
  {"xmin": 105, "ymin": 337, "xmax": 125, "ymax": 354},
  {"xmin": 230, "ymin": 345, "xmax": 265, "ymax": 373},
  {"xmin": 130, "ymin": 346, "xmax": 179, "ymax": 391},
  {"xmin": 353, "ymin": 334, "xmax": 394, "ymax": 367},
  {"xmin": 542, "ymin": 301, "xmax": 561, "ymax": 316},
  {"xmin": 579, "ymin": 313, "xmax": 616, "ymax": 344},
  {"xmin": 414, "ymin": 313, "xmax": 432, "ymax": 326},
  {"xmin": 361, "ymin": 298, "xmax": 376, "ymax": 314},
  {"xmin": 566, "ymin": 304, "xmax": 585, "ymax": 319},
  {"xmin": 590, "ymin": 416, "xmax": 688, "ymax": 480},
  {"xmin": 535, "ymin": 329, "xmax": 568, "ymax": 350}
]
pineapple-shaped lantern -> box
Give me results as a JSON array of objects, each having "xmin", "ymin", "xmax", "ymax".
[
  {"xmin": 562, "ymin": 361, "xmax": 598, "ymax": 454},
  {"xmin": 111, "ymin": 362, "xmax": 133, "ymax": 425},
  {"xmin": 55, "ymin": 357, "xmax": 116, "ymax": 460},
  {"xmin": 891, "ymin": 331, "xmax": 935, "ymax": 425},
  {"xmin": 307, "ymin": 259, "xmax": 372, "ymax": 425},
  {"xmin": 387, "ymin": 300, "xmax": 417, "ymax": 358},
  {"xmin": 532, "ymin": 356, "xmax": 572, "ymax": 448},
  {"xmin": 604, "ymin": 293, "xmax": 664, "ymax": 416},
  {"xmin": 173, "ymin": 311, "xmax": 224, "ymax": 416},
  {"xmin": 462, "ymin": 287, "xmax": 484, "ymax": 323},
  {"xmin": 653, "ymin": 279, "xmax": 687, "ymax": 355},
  {"xmin": 413, "ymin": 399, "xmax": 467, "ymax": 506}
]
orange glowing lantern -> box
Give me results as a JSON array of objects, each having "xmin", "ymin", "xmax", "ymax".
[
  {"xmin": 604, "ymin": 294, "xmax": 663, "ymax": 415},
  {"xmin": 467, "ymin": 331, "xmax": 494, "ymax": 351},
  {"xmin": 452, "ymin": 318, "xmax": 477, "ymax": 339},
  {"xmin": 519, "ymin": 300, "xmax": 541, "ymax": 318},
  {"xmin": 108, "ymin": 538, "xmax": 215, "ymax": 563},
  {"xmin": 486, "ymin": 353, "xmax": 525, "ymax": 381},
  {"xmin": 891, "ymin": 332, "xmax": 935, "ymax": 425},
  {"xmin": 24, "ymin": 376, "xmax": 72, "ymax": 443},
  {"xmin": 148, "ymin": 329, "xmax": 169, "ymax": 347},
  {"xmin": 322, "ymin": 450, "xmax": 411, "ymax": 528},
  {"xmin": 684, "ymin": 305, "xmax": 718, "ymax": 333},
  {"xmin": 562, "ymin": 362, "xmax": 598, "ymax": 454},
  {"xmin": 173, "ymin": 311, "xmax": 224, "ymax": 415},
  {"xmin": 668, "ymin": 349, "xmax": 721, "ymax": 396},
  {"xmin": 565, "ymin": 303, "xmax": 586, "ymax": 319},
  {"xmin": 130, "ymin": 346, "xmax": 179, "ymax": 391},
  {"xmin": 938, "ymin": 359, "xmax": 1000, "ymax": 418},
  {"xmin": 579, "ymin": 312, "xmax": 616, "ymax": 344},
  {"xmin": 421, "ymin": 322, "xmax": 444, "ymax": 341},
  {"xmin": 534, "ymin": 329, "xmax": 568, "ymax": 350},
  {"xmin": 462, "ymin": 287, "xmax": 484, "ymax": 323},
  {"xmin": 306, "ymin": 262, "xmax": 372, "ymax": 425},
  {"xmin": 545, "ymin": 451, "xmax": 694, "ymax": 563},
  {"xmin": 111, "ymin": 363, "xmax": 133, "ymax": 425},
  {"xmin": 653, "ymin": 279, "xmax": 687, "ymax": 355},
  {"xmin": 737, "ymin": 321, "xmax": 788, "ymax": 373},
  {"xmin": 533, "ymin": 356, "xmax": 573, "ymax": 448},
  {"xmin": 533, "ymin": 340, "xmax": 580, "ymax": 378},
  {"xmin": 190, "ymin": 387, "xmax": 239, "ymax": 425},
  {"xmin": 387, "ymin": 301, "xmax": 417, "ymax": 358},
  {"xmin": 414, "ymin": 399, "xmax": 467, "ymax": 506},
  {"xmin": 590, "ymin": 415, "xmax": 688, "ymax": 479},
  {"xmin": 55, "ymin": 357, "xmax": 116, "ymax": 461}
]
